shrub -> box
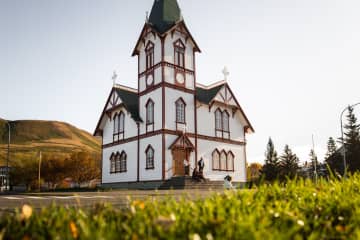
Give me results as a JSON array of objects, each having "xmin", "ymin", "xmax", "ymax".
[{"xmin": 2, "ymin": 175, "xmax": 360, "ymax": 239}]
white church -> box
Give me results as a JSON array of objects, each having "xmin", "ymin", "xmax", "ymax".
[{"xmin": 94, "ymin": 0, "xmax": 254, "ymax": 188}]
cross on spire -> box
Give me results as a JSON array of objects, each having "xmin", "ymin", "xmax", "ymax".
[
  {"xmin": 222, "ymin": 66, "xmax": 229, "ymax": 81},
  {"xmin": 112, "ymin": 71, "xmax": 118, "ymax": 86}
]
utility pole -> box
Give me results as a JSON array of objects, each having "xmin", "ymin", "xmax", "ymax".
[
  {"xmin": 38, "ymin": 151, "xmax": 42, "ymax": 192},
  {"xmin": 5, "ymin": 121, "xmax": 10, "ymax": 191}
]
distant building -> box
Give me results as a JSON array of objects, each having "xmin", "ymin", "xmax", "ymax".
[{"xmin": 94, "ymin": 0, "xmax": 254, "ymax": 187}]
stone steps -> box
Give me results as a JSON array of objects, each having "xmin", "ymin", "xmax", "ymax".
[{"xmin": 159, "ymin": 176, "xmax": 225, "ymax": 190}]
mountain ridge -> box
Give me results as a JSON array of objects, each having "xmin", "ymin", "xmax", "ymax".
[{"xmin": 0, "ymin": 119, "xmax": 101, "ymax": 165}]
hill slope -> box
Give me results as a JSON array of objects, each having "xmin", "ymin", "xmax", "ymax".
[{"xmin": 0, "ymin": 119, "xmax": 100, "ymax": 165}]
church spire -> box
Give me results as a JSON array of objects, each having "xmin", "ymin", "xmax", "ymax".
[{"xmin": 148, "ymin": 0, "xmax": 181, "ymax": 34}]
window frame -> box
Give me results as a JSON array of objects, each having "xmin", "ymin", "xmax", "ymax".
[
  {"xmin": 110, "ymin": 153, "xmax": 116, "ymax": 174},
  {"xmin": 175, "ymin": 98, "xmax": 186, "ymax": 124},
  {"xmin": 174, "ymin": 39, "xmax": 185, "ymax": 68},
  {"xmin": 146, "ymin": 99, "xmax": 154, "ymax": 132},
  {"xmin": 212, "ymin": 149, "xmax": 220, "ymax": 171},
  {"xmin": 145, "ymin": 41, "xmax": 154, "ymax": 70},
  {"xmin": 214, "ymin": 108, "xmax": 231, "ymax": 139},
  {"xmin": 113, "ymin": 111, "xmax": 125, "ymax": 142},
  {"xmin": 119, "ymin": 151, "xmax": 127, "ymax": 173},
  {"xmin": 145, "ymin": 145, "xmax": 155, "ymax": 170},
  {"xmin": 227, "ymin": 151, "xmax": 235, "ymax": 171}
]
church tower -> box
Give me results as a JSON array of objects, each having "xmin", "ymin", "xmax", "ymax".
[{"xmin": 132, "ymin": 0, "xmax": 201, "ymax": 179}]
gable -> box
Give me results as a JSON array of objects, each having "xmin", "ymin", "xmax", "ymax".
[
  {"xmin": 132, "ymin": 21, "xmax": 200, "ymax": 56},
  {"xmin": 94, "ymin": 85, "xmax": 142, "ymax": 136},
  {"xmin": 213, "ymin": 85, "xmax": 237, "ymax": 107},
  {"xmin": 106, "ymin": 90, "xmax": 123, "ymax": 111},
  {"xmin": 196, "ymin": 82, "xmax": 254, "ymax": 133}
]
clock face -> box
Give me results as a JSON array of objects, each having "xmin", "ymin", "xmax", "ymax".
[
  {"xmin": 176, "ymin": 73, "xmax": 185, "ymax": 84},
  {"xmin": 146, "ymin": 75, "xmax": 153, "ymax": 86}
]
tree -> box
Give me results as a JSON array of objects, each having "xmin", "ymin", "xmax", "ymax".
[
  {"xmin": 247, "ymin": 163, "xmax": 262, "ymax": 182},
  {"xmin": 68, "ymin": 152, "xmax": 100, "ymax": 186},
  {"xmin": 260, "ymin": 138, "xmax": 280, "ymax": 181},
  {"xmin": 279, "ymin": 145, "xmax": 299, "ymax": 180},
  {"xmin": 9, "ymin": 159, "xmax": 38, "ymax": 191},
  {"xmin": 42, "ymin": 154, "xmax": 70, "ymax": 189},
  {"xmin": 325, "ymin": 137, "xmax": 343, "ymax": 175},
  {"xmin": 342, "ymin": 106, "xmax": 360, "ymax": 173}
]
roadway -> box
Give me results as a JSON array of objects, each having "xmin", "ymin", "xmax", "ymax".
[{"xmin": 0, "ymin": 189, "xmax": 221, "ymax": 211}]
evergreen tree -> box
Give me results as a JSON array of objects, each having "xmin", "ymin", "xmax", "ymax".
[
  {"xmin": 260, "ymin": 138, "xmax": 280, "ymax": 181},
  {"xmin": 343, "ymin": 106, "xmax": 360, "ymax": 173},
  {"xmin": 325, "ymin": 137, "xmax": 343, "ymax": 175},
  {"xmin": 279, "ymin": 145, "xmax": 299, "ymax": 180},
  {"xmin": 325, "ymin": 137, "xmax": 337, "ymax": 159}
]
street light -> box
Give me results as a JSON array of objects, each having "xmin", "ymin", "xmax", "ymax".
[
  {"xmin": 340, "ymin": 102, "xmax": 360, "ymax": 178},
  {"xmin": 5, "ymin": 121, "xmax": 10, "ymax": 191}
]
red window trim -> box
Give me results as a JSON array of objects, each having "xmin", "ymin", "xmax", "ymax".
[
  {"xmin": 214, "ymin": 108, "xmax": 231, "ymax": 139},
  {"xmin": 113, "ymin": 111, "xmax": 125, "ymax": 142},
  {"xmin": 145, "ymin": 41, "xmax": 154, "ymax": 70},
  {"xmin": 173, "ymin": 39, "xmax": 185, "ymax": 68},
  {"xmin": 110, "ymin": 151, "xmax": 127, "ymax": 174},
  {"xmin": 145, "ymin": 145, "xmax": 155, "ymax": 170},
  {"xmin": 212, "ymin": 149, "xmax": 235, "ymax": 172},
  {"xmin": 146, "ymin": 98, "xmax": 155, "ymax": 133},
  {"xmin": 175, "ymin": 97, "xmax": 186, "ymax": 124}
]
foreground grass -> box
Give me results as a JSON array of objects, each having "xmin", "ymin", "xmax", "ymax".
[{"xmin": 2, "ymin": 175, "xmax": 360, "ymax": 240}]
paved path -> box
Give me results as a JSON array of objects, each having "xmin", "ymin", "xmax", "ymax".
[{"xmin": 0, "ymin": 190, "xmax": 222, "ymax": 211}]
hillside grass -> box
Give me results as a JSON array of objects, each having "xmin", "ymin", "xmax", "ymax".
[
  {"xmin": 1, "ymin": 175, "xmax": 360, "ymax": 239},
  {"xmin": 0, "ymin": 119, "xmax": 100, "ymax": 165}
]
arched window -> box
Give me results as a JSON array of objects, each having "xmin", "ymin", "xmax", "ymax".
[
  {"xmin": 120, "ymin": 151, "xmax": 127, "ymax": 173},
  {"xmin": 113, "ymin": 111, "xmax": 125, "ymax": 142},
  {"xmin": 145, "ymin": 145, "xmax": 155, "ymax": 170},
  {"xmin": 220, "ymin": 150, "xmax": 227, "ymax": 171},
  {"xmin": 110, "ymin": 153, "xmax": 116, "ymax": 173},
  {"xmin": 113, "ymin": 113, "xmax": 118, "ymax": 135},
  {"xmin": 215, "ymin": 108, "xmax": 222, "ymax": 130},
  {"xmin": 174, "ymin": 39, "xmax": 185, "ymax": 68},
  {"xmin": 146, "ymin": 41, "xmax": 154, "ymax": 70},
  {"xmin": 119, "ymin": 111, "xmax": 125, "ymax": 133},
  {"xmin": 212, "ymin": 149, "xmax": 220, "ymax": 170},
  {"xmin": 146, "ymin": 99, "xmax": 154, "ymax": 125},
  {"xmin": 227, "ymin": 151, "xmax": 235, "ymax": 171},
  {"xmin": 175, "ymin": 98, "xmax": 186, "ymax": 124},
  {"xmin": 223, "ymin": 111, "xmax": 230, "ymax": 132},
  {"xmin": 115, "ymin": 152, "xmax": 121, "ymax": 173}
]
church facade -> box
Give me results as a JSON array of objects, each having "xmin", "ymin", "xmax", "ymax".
[{"xmin": 94, "ymin": 0, "xmax": 254, "ymax": 187}]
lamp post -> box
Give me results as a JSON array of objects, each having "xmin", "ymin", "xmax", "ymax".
[
  {"xmin": 340, "ymin": 102, "xmax": 360, "ymax": 178},
  {"xmin": 5, "ymin": 121, "xmax": 10, "ymax": 191}
]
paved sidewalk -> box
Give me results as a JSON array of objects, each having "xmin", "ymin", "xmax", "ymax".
[{"xmin": 0, "ymin": 189, "xmax": 223, "ymax": 211}]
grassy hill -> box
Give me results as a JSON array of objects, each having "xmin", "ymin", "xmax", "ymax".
[{"xmin": 0, "ymin": 119, "xmax": 100, "ymax": 165}]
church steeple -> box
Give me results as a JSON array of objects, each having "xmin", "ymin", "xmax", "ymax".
[{"xmin": 148, "ymin": 0, "xmax": 181, "ymax": 34}]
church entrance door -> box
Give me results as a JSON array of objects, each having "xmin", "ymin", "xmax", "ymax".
[{"xmin": 172, "ymin": 149, "xmax": 188, "ymax": 176}]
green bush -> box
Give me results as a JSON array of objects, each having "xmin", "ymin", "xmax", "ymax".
[{"xmin": 2, "ymin": 174, "xmax": 360, "ymax": 239}]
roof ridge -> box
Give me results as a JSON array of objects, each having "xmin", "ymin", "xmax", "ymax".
[
  {"xmin": 196, "ymin": 80, "xmax": 226, "ymax": 90},
  {"xmin": 114, "ymin": 84, "xmax": 138, "ymax": 93}
]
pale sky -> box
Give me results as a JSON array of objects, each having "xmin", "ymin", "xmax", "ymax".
[{"xmin": 1, "ymin": 0, "xmax": 360, "ymax": 164}]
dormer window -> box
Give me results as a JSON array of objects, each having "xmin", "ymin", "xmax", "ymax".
[
  {"xmin": 146, "ymin": 41, "xmax": 154, "ymax": 70},
  {"xmin": 174, "ymin": 39, "xmax": 185, "ymax": 68}
]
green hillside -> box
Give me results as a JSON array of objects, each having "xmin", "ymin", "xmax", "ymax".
[{"xmin": 0, "ymin": 119, "xmax": 100, "ymax": 166}]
